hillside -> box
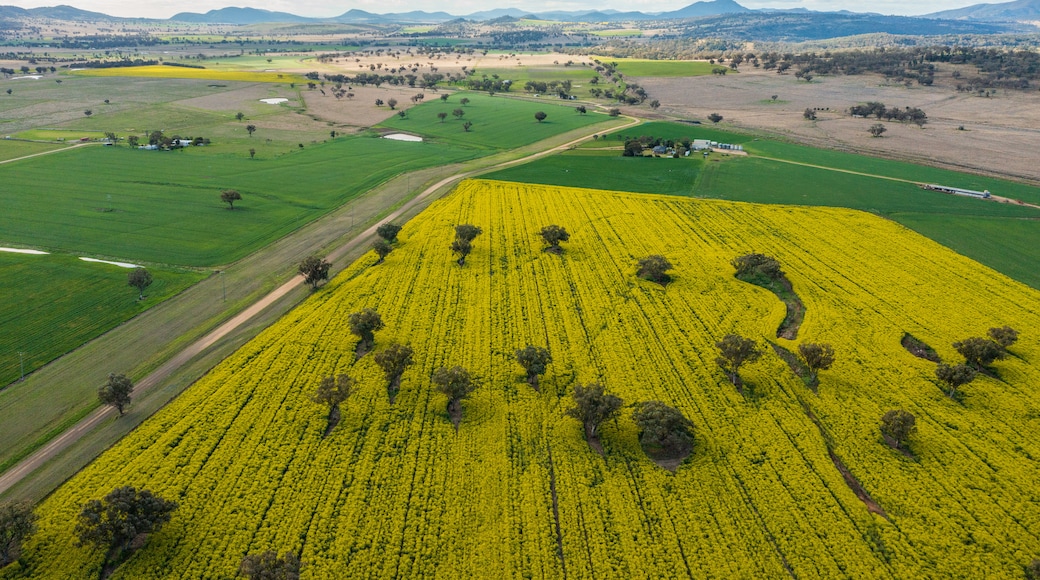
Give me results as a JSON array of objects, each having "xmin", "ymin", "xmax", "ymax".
[
  {"xmin": 9, "ymin": 180, "xmax": 1040, "ymax": 578},
  {"xmin": 927, "ymin": 0, "xmax": 1040, "ymax": 21}
]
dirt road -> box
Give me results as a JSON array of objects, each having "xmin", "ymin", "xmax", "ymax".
[
  {"xmin": 0, "ymin": 141, "xmax": 99, "ymax": 165},
  {"xmin": 0, "ymin": 115, "xmax": 641, "ymax": 497}
]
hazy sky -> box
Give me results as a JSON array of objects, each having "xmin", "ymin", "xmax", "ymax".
[{"xmin": 8, "ymin": 0, "xmax": 985, "ymax": 19}]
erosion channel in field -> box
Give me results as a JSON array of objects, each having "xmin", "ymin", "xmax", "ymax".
[{"xmin": 734, "ymin": 268, "xmax": 805, "ymax": 339}]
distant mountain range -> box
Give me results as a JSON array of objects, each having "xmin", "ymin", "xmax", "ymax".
[
  {"xmin": 926, "ymin": 0, "xmax": 1040, "ymax": 21},
  {"xmin": 0, "ymin": 0, "xmax": 1037, "ymax": 26}
]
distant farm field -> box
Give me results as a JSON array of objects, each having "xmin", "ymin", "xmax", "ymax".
[
  {"xmin": 377, "ymin": 93, "xmax": 607, "ymax": 149},
  {"xmin": 496, "ymin": 121, "xmax": 1040, "ymax": 289},
  {"xmin": 0, "ymin": 139, "xmax": 63, "ymax": 160},
  {"xmin": 14, "ymin": 180, "xmax": 1040, "ymax": 579},
  {"xmin": 0, "ymin": 136, "xmax": 481, "ymax": 266},
  {"xmin": 0, "ymin": 252, "xmax": 203, "ymax": 387},
  {"xmin": 71, "ymin": 66, "xmax": 307, "ymax": 84},
  {"xmin": 596, "ymin": 58, "xmax": 723, "ymax": 77}
]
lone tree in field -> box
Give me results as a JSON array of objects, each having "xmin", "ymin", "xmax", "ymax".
[
  {"xmin": 869, "ymin": 123, "xmax": 886, "ymax": 137},
  {"xmin": 608, "ymin": 108, "xmax": 621, "ymax": 117},
  {"xmin": 75, "ymin": 486, "xmax": 177, "ymax": 567},
  {"xmin": 127, "ymin": 267, "xmax": 152, "ymax": 300},
  {"xmin": 515, "ymin": 345, "xmax": 552, "ymax": 390},
  {"xmin": 715, "ymin": 334, "xmax": 762, "ymax": 392},
  {"xmin": 732, "ymin": 253, "xmax": 783, "ymax": 282},
  {"xmin": 880, "ymin": 409, "xmax": 916, "ymax": 450},
  {"xmin": 311, "ymin": 373, "xmax": 354, "ymax": 436},
  {"xmin": 437, "ymin": 112, "xmax": 448, "ymax": 123},
  {"xmin": 451, "ymin": 237, "xmax": 472, "ymax": 266},
  {"xmin": 649, "ymin": 99, "xmax": 660, "ymax": 110},
  {"xmin": 452, "ymin": 108, "xmax": 465, "ymax": 120},
  {"xmin": 235, "ymin": 112, "xmax": 245, "ymax": 121},
  {"xmin": 372, "ymin": 239, "xmax": 393, "ymax": 264},
  {"xmin": 376, "ymin": 222, "xmax": 402, "ymax": 243},
  {"xmin": 988, "ymin": 326, "xmax": 1019, "ymax": 350},
  {"xmin": 240, "ymin": 550, "xmax": 303, "ymax": 580},
  {"xmin": 575, "ymin": 105, "xmax": 586, "ymax": 114},
  {"xmin": 460, "ymin": 97, "xmax": 470, "ymax": 106},
  {"xmin": 246, "ymin": 124, "xmax": 257, "ymax": 137},
  {"xmin": 707, "ymin": 113, "xmax": 723, "ymax": 124},
  {"xmin": 798, "ymin": 343, "xmax": 835, "ymax": 386},
  {"xmin": 565, "ymin": 383, "xmax": 623, "ymax": 444},
  {"xmin": 463, "ymin": 121, "xmax": 473, "ymax": 132},
  {"xmin": 636, "ymin": 255, "xmax": 673, "ymax": 285},
  {"xmin": 431, "ymin": 365, "xmax": 478, "ymax": 430},
  {"xmin": 539, "ymin": 225, "xmax": 570, "ymax": 253},
  {"xmin": 455, "ymin": 224, "xmax": 482, "ymax": 242},
  {"xmin": 803, "ymin": 108, "xmax": 817, "ymax": 121},
  {"xmin": 220, "ymin": 189, "xmax": 242, "ymax": 210},
  {"xmin": 374, "ymin": 343, "xmax": 414, "ymax": 403},
  {"xmin": 348, "ymin": 308, "xmax": 384, "ymax": 357},
  {"xmin": 953, "ymin": 336, "xmax": 1006, "ymax": 370},
  {"xmin": 534, "ymin": 111, "xmax": 547, "ymax": 123},
  {"xmin": 249, "ymin": 148, "xmax": 255, "ymax": 159},
  {"xmin": 0, "ymin": 501, "xmax": 37, "ymax": 567},
  {"xmin": 387, "ymin": 98, "xmax": 398, "ymax": 110},
  {"xmin": 98, "ymin": 373, "xmax": 134, "ymax": 416},
  {"xmin": 632, "ymin": 401, "xmax": 695, "ymax": 458},
  {"xmin": 298, "ymin": 255, "xmax": 331, "ymax": 290},
  {"xmin": 935, "ymin": 363, "xmax": 977, "ymax": 399}
]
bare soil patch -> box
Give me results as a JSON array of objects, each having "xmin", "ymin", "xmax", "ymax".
[
  {"xmin": 300, "ymin": 85, "xmax": 423, "ymax": 129},
  {"xmin": 641, "ymin": 66, "xmax": 1040, "ymax": 183}
]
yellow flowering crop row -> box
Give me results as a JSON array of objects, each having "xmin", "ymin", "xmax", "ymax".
[{"xmin": 11, "ymin": 180, "xmax": 1040, "ymax": 579}]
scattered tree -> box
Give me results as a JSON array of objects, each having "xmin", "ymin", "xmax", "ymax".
[
  {"xmin": 104, "ymin": 131, "xmax": 118, "ymax": 144},
  {"xmin": 75, "ymin": 487, "xmax": 177, "ymax": 566},
  {"xmin": 880, "ymin": 409, "xmax": 916, "ymax": 449},
  {"xmin": 0, "ymin": 501, "xmax": 37, "ymax": 567},
  {"xmin": 460, "ymin": 97, "xmax": 470, "ymax": 106},
  {"xmin": 298, "ymin": 255, "xmax": 331, "ymax": 290},
  {"xmin": 715, "ymin": 334, "xmax": 762, "ymax": 392},
  {"xmin": 84, "ymin": 109, "xmax": 92, "ymax": 117},
  {"xmin": 127, "ymin": 135, "xmax": 139, "ymax": 147},
  {"xmin": 953, "ymin": 336, "xmax": 1006, "ymax": 370},
  {"xmin": 387, "ymin": 98, "xmax": 398, "ymax": 110},
  {"xmin": 235, "ymin": 112, "xmax": 245, "ymax": 121},
  {"xmin": 437, "ymin": 112, "xmax": 448, "ymax": 122},
  {"xmin": 311, "ymin": 374, "xmax": 354, "ymax": 435},
  {"xmin": 397, "ymin": 110, "xmax": 406, "ymax": 119},
  {"xmin": 376, "ymin": 222, "xmax": 402, "ymax": 243},
  {"xmin": 98, "ymin": 373, "xmax": 133, "ymax": 416},
  {"xmin": 375, "ymin": 99, "xmax": 384, "ymax": 107},
  {"xmin": 731, "ymin": 253, "xmax": 783, "ymax": 282},
  {"xmin": 988, "ymin": 326, "xmax": 1018, "ymax": 349},
  {"xmin": 240, "ymin": 550, "xmax": 303, "ymax": 580},
  {"xmin": 373, "ymin": 239, "xmax": 393, "ymax": 263},
  {"xmin": 246, "ymin": 124, "xmax": 257, "ymax": 137},
  {"xmin": 534, "ymin": 111, "xmax": 547, "ymax": 123},
  {"xmin": 869, "ymin": 123, "xmax": 886, "ymax": 137},
  {"xmin": 515, "ymin": 345, "xmax": 552, "ymax": 390},
  {"xmin": 935, "ymin": 363, "xmax": 977, "ymax": 398},
  {"xmin": 348, "ymin": 308, "xmax": 384, "ymax": 357},
  {"xmin": 803, "ymin": 108, "xmax": 817, "ymax": 120},
  {"xmin": 565, "ymin": 383, "xmax": 622, "ymax": 443},
  {"xmin": 649, "ymin": 99, "xmax": 660, "ymax": 110},
  {"xmin": 539, "ymin": 225, "xmax": 570, "ymax": 253},
  {"xmin": 373, "ymin": 343, "xmax": 414, "ymax": 402},
  {"xmin": 455, "ymin": 224, "xmax": 483, "ymax": 242},
  {"xmin": 220, "ymin": 189, "xmax": 242, "ymax": 210},
  {"xmin": 249, "ymin": 148, "xmax": 256, "ymax": 159},
  {"xmin": 608, "ymin": 108, "xmax": 621, "ymax": 117},
  {"xmin": 452, "ymin": 108, "xmax": 465, "ymax": 120},
  {"xmin": 636, "ymin": 255, "xmax": 672, "ymax": 285},
  {"xmin": 440, "ymin": 94, "xmax": 449, "ymax": 102},
  {"xmin": 575, "ymin": 105, "xmax": 586, "ymax": 114},
  {"xmin": 127, "ymin": 267, "xmax": 152, "ymax": 300},
  {"xmin": 463, "ymin": 121, "xmax": 473, "ymax": 132},
  {"xmin": 450, "ymin": 237, "xmax": 472, "ymax": 266},
  {"xmin": 431, "ymin": 365, "xmax": 478, "ymax": 429},
  {"xmin": 623, "ymin": 139, "xmax": 644, "ymax": 157},
  {"xmin": 707, "ymin": 113, "xmax": 723, "ymax": 124},
  {"xmin": 798, "ymin": 343, "xmax": 835, "ymax": 386},
  {"xmin": 632, "ymin": 401, "xmax": 694, "ymax": 457}
]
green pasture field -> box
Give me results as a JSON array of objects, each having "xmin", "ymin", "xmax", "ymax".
[
  {"xmin": 378, "ymin": 93, "xmax": 608, "ymax": 150},
  {"xmin": 0, "ymin": 139, "xmax": 63, "ymax": 160},
  {"xmin": 467, "ymin": 65, "xmax": 603, "ymax": 97},
  {"xmin": 0, "ymin": 252, "xmax": 203, "ymax": 387},
  {"xmin": 487, "ymin": 121, "xmax": 1040, "ymax": 289},
  {"xmin": 11, "ymin": 129, "xmax": 107, "ymax": 141},
  {"xmin": 0, "ymin": 136, "xmax": 481, "ymax": 267},
  {"xmin": 593, "ymin": 58, "xmax": 723, "ymax": 77},
  {"xmin": 201, "ymin": 55, "xmax": 315, "ymax": 72},
  {"xmin": 484, "ymin": 149, "xmax": 701, "ymax": 195},
  {"xmin": 589, "ymin": 29, "xmax": 643, "ymax": 37}
]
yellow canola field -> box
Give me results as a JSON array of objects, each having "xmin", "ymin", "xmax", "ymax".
[
  {"xmin": 12, "ymin": 180, "xmax": 1040, "ymax": 579},
  {"xmin": 71, "ymin": 65, "xmax": 306, "ymax": 83}
]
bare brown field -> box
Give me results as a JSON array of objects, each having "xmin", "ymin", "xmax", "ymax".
[
  {"xmin": 640, "ymin": 66, "xmax": 1040, "ymax": 183},
  {"xmin": 299, "ymin": 85, "xmax": 431, "ymax": 129}
]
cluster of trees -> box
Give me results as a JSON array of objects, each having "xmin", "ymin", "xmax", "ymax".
[
  {"xmin": 450, "ymin": 224, "xmax": 482, "ymax": 266},
  {"xmin": 849, "ymin": 102, "xmax": 927, "ymax": 127},
  {"xmin": 322, "ymin": 71, "xmax": 445, "ymax": 89},
  {"xmin": 934, "ymin": 326, "xmax": 1019, "ymax": 399},
  {"xmin": 373, "ymin": 222, "xmax": 402, "ymax": 264},
  {"xmin": 567, "ymin": 383, "xmax": 695, "ymax": 460}
]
